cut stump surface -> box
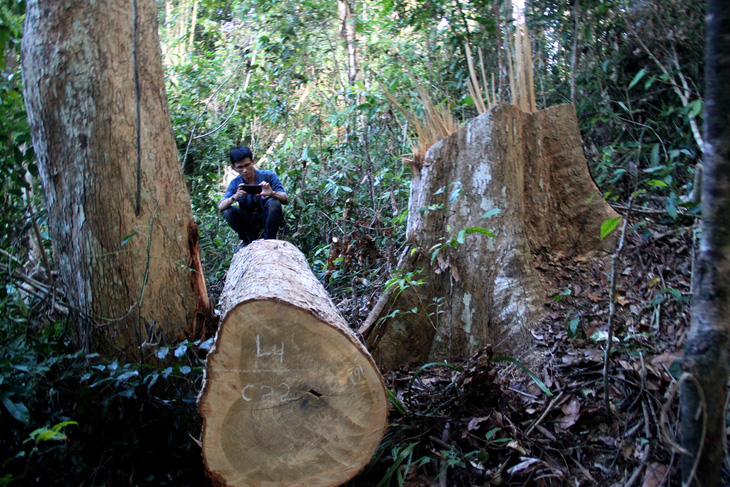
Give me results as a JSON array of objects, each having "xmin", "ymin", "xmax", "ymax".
[{"xmin": 199, "ymin": 240, "xmax": 388, "ymax": 487}]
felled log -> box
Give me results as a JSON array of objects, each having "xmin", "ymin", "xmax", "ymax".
[{"xmin": 198, "ymin": 239, "xmax": 388, "ymax": 487}]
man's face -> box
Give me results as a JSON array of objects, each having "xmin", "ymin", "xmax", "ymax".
[{"xmin": 234, "ymin": 158, "xmax": 255, "ymax": 184}]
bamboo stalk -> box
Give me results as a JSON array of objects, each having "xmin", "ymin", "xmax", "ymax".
[
  {"xmin": 522, "ymin": 22, "xmax": 537, "ymax": 112},
  {"xmin": 514, "ymin": 24, "xmax": 524, "ymax": 110},
  {"xmin": 478, "ymin": 47, "xmax": 493, "ymax": 109},
  {"xmin": 382, "ymin": 77, "xmax": 459, "ymax": 171},
  {"xmin": 467, "ymin": 79, "xmax": 483, "ymax": 114},
  {"xmin": 464, "ymin": 44, "xmax": 486, "ymax": 113},
  {"xmin": 504, "ymin": 22, "xmax": 517, "ymax": 108}
]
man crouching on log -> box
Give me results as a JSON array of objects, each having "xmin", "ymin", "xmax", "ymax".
[{"xmin": 218, "ymin": 146, "xmax": 288, "ymax": 250}]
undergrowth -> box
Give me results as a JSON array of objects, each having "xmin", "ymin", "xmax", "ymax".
[{"xmin": 0, "ymin": 288, "xmax": 209, "ymax": 486}]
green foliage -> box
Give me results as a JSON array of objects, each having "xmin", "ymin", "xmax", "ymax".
[
  {"xmin": 0, "ymin": 0, "xmax": 706, "ymax": 483},
  {"xmin": 373, "ymin": 442, "xmax": 428, "ymax": 487},
  {"xmin": 0, "ymin": 1, "xmax": 37, "ymax": 252},
  {"xmin": 563, "ymin": 309, "xmax": 582, "ymax": 339},
  {"xmin": 0, "ymin": 288, "xmax": 208, "ymax": 485},
  {"xmin": 600, "ymin": 216, "xmax": 622, "ymax": 241},
  {"xmin": 490, "ymin": 356, "xmax": 553, "ymax": 397},
  {"xmin": 385, "ymin": 269, "xmax": 425, "ymax": 303}
]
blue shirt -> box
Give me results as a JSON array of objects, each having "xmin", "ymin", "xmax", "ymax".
[{"xmin": 222, "ymin": 169, "xmax": 287, "ymax": 212}]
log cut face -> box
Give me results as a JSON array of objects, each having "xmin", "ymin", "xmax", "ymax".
[
  {"xmin": 199, "ymin": 240, "xmax": 388, "ymax": 487},
  {"xmin": 365, "ymin": 104, "xmax": 619, "ymax": 371}
]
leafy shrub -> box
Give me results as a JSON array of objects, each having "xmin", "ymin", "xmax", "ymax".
[{"xmin": 0, "ymin": 287, "xmax": 209, "ymax": 486}]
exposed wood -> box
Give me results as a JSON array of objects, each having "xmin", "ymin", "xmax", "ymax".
[
  {"xmin": 199, "ymin": 240, "xmax": 388, "ymax": 487},
  {"xmin": 364, "ymin": 103, "xmax": 619, "ymax": 371},
  {"xmin": 188, "ymin": 221, "xmax": 216, "ymax": 341}
]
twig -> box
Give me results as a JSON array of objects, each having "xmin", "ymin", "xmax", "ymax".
[
  {"xmin": 572, "ymin": 455, "xmax": 597, "ymax": 484},
  {"xmin": 0, "ymin": 248, "xmax": 24, "ymax": 265},
  {"xmin": 438, "ymin": 422, "xmax": 451, "ymax": 487},
  {"xmin": 192, "ymin": 94, "xmax": 242, "ymax": 140},
  {"xmin": 622, "ymin": 18, "xmax": 704, "ymax": 152},
  {"xmin": 624, "ymin": 444, "xmax": 651, "ymax": 487},
  {"xmin": 525, "ymin": 391, "xmax": 565, "ymax": 437},
  {"xmin": 627, "ymin": 351, "xmax": 646, "ymax": 412},
  {"xmin": 603, "ymin": 193, "xmax": 635, "ymax": 420},
  {"xmin": 0, "ymin": 263, "xmax": 69, "ymax": 315},
  {"xmin": 181, "ymin": 52, "xmax": 249, "ymax": 167},
  {"xmin": 23, "ymin": 189, "xmax": 52, "ymax": 277}
]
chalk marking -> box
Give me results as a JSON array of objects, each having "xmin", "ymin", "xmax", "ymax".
[
  {"xmin": 349, "ymin": 365, "xmax": 365, "ymax": 385},
  {"xmin": 256, "ymin": 335, "xmax": 284, "ymax": 363}
]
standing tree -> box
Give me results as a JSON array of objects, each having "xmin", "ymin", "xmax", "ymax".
[
  {"xmin": 680, "ymin": 0, "xmax": 730, "ymax": 485},
  {"xmin": 21, "ymin": 0, "xmax": 211, "ymax": 361}
]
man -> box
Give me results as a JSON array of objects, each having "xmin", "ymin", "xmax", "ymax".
[{"xmin": 218, "ymin": 146, "xmax": 287, "ymax": 248}]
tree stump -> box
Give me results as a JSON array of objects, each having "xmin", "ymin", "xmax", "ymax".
[
  {"xmin": 362, "ymin": 103, "xmax": 620, "ymax": 371},
  {"xmin": 198, "ymin": 240, "xmax": 388, "ymax": 487}
]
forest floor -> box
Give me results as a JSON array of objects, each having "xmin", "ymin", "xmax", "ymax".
[{"xmin": 339, "ymin": 218, "xmax": 704, "ymax": 486}]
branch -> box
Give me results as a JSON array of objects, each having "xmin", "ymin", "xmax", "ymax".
[
  {"xmin": 192, "ymin": 94, "xmax": 242, "ymax": 140},
  {"xmin": 603, "ymin": 193, "xmax": 634, "ymax": 419},
  {"xmin": 0, "ymin": 263, "xmax": 69, "ymax": 315},
  {"xmin": 623, "ymin": 19, "xmax": 704, "ymax": 152},
  {"xmin": 181, "ymin": 52, "xmax": 251, "ymax": 167}
]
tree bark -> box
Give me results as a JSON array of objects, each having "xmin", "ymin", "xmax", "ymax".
[
  {"xmin": 680, "ymin": 1, "xmax": 730, "ymax": 485},
  {"xmin": 569, "ymin": 0, "xmax": 580, "ymax": 105},
  {"xmin": 21, "ymin": 0, "xmax": 212, "ymax": 361},
  {"xmin": 363, "ymin": 103, "xmax": 619, "ymax": 371},
  {"xmin": 338, "ymin": 0, "xmax": 359, "ymax": 88},
  {"xmin": 199, "ymin": 240, "xmax": 388, "ymax": 487}
]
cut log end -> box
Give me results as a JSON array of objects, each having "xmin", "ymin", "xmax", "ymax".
[{"xmin": 199, "ymin": 241, "xmax": 388, "ymax": 487}]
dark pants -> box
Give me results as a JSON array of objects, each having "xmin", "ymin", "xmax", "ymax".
[{"xmin": 222, "ymin": 198, "xmax": 283, "ymax": 242}]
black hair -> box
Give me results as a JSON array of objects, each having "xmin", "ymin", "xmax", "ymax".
[{"xmin": 229, "ymin": 146, "xmax": 254, "ymax": 165}]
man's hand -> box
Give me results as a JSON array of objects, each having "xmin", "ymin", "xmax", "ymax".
[{"xmin": 260, "ymin": 181, "xmax": 274, "ymax": 197}]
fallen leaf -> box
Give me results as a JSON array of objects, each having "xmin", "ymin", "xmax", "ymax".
[
  {"xmin": 642, "ymin": 463, "xmax": 668, "ymax": 487},
  {"xmin": 507, "ymin": 457, "xmax": 540, "ymax": 475},
  {"xmin": 506, "ymin": 440, "xmax": 527, "ymax": 454},
  {"xmin": 621, "ymin": 444, "xmax": 634, "ymax": 458},
  {"xmin": 586, "ymin": 348, "xmax": 603, "ymax": 362},
  {"xmin": 558, "ymin": 396, "xmax": 581, "ymax": 429},
  {"xmin": 467, "ymin": 417, "xmax": 489, "ymax": 431},
  {"xmin": 598, "ymin": 436, "xmax": 617, "ymax": 447},
  {"xmin": 650, "ymin": 351, "xmax": 682, "ymax": 369},
  {"xmin": 529, "ymin": 329, "xmax": 545, "ymax": 341}
]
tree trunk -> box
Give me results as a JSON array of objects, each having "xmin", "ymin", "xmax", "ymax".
[
  {"xmin": 21, "ymin": 0, "xmax": 212, "ymax": 361},
  {"xmin": 199, "ymin": 240, "xmax": 388, "ymax": 487},
  {"xmin": 680, "ymin": 0, "xmax": 730, "ymax": 485},
  {"xmin": 362, "ymin": 103, "xmax": 619, "ymax": 371},
  {"xmin": 569, "ymin": 0, "xmax": 580, "ymax": 105},
  {"xmin": 338, "ymin": 0, "xmax": 359, "ymax": 88},
  {"xmin": 187, "ymin": 0, "xmax": 198, "ymax": 54}
]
